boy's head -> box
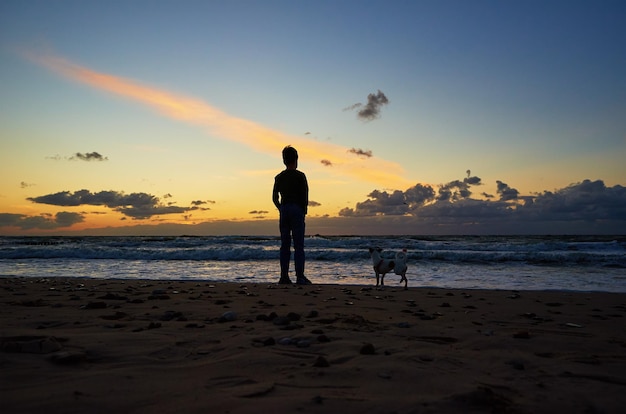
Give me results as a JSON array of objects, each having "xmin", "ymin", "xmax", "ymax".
[{"xmin": 282, "ymin": 145, "xmax": 298, "ymax": 166}]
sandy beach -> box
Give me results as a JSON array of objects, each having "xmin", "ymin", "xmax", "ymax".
[{"xmin": 1, "ymin": 277, "xmax": 625, "ymax": 413}]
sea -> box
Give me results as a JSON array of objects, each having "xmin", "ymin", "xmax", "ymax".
[{"xmin": 1, "ymin": 235, "xmax": 625, "ymax": 293}]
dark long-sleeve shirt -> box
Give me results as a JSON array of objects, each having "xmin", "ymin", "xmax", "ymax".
[{"xmin": 272, "ymin": 169, "xmax": 308, "ymax": 214}]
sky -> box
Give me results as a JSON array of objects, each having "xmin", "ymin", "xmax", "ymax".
[{"xmin": 1, "ymin": 0, "xmax": 625, "ymax": 236}]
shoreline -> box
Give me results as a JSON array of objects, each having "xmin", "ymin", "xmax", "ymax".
[
  {"xmin": 2, "ymin": 275, "xmax": 624, "ymax": 294},
  {"xmin": 2, "ymin": 277, "xmax": 626, "ymax": 413}
]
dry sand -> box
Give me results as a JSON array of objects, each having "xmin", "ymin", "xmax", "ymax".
[{"xmin": 1, "ymin": 277, "xmax": 625, "ymax": 413}]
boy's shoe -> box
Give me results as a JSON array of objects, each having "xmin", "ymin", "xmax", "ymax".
[
  {"xmin": 295, "ymin": 275, "xmax": 312, "ymax": 285},
  {"xmin": 278, "ymin": 275, "xmax": 293, "ymax": 284}
]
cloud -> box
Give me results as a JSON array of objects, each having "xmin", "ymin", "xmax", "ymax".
[
  {"xmin": 27, "ymin": 189, "xmax": 193, "ymax": 219},
  {"xmin": 348, "ymin": 148, "xmax": 373, "ymax": 158},
  {"xmin": 436, "ymin": 175, "xmax": 482, "ymax": 202},
  {"xmin": 5, "ymin": 179, "xmax": 624, "ymax": 234},
  {"xmin": 343, "ymin": 103, "xmax": 362, "ymax": 112},
  {"xmin": 248, "ymin": 210, "xmax": 269, "ymax": 219},
  {"xmin": 338, "ymin": 178, "xmax": 626, "ymax": 231},
  {"xmin": 346, "ymin": 90, "xmax": 389, "ymax": 121},
  {"xmin": 69, "ymin": 151, "xmax": 108, "ymax": 161},
  {"xmin": 46, "ymin": 152, "xmax": 108, "ymax": 161},
  {"xmin": 20, "ymin": 181, "xmax": 34, "ymax": 189},
  {"xmin": 54, "ymin": 211, "xmax": 85, "ymax": 227},
  {"xmin": 320, "ymin": 159, "xmax": 332, "ymax": 167},
  {"xmin": 464, "ymin": 176, "xmax": 481, "ymax": 186},
  {"xmin": 191, "ymin": 199, "xmax": 215, "ymax": 206},
  {"xmin": 0, "ymin": 213, "xmax": 25, "ymax": 227},
  {"xmin": 405, "ymin": 183, "xmax": 437, "ymax": 207},
  {"xmin": 308, "ymin": 200, "xmax": 321, "ymax": 207},
  {"xmin": 496, "ymin": 180, "xmax": 519, "ymax": 201},
  {"xmin": 0, "ymin": 212, "xmax": 84, "ymax": 230},
  {"xmin": 25, "ymin": 51, "xmax": 409, "ymax": 188},
  {"xmin": 117, "ymin": 205, "xmax": 189, "ymax": 219},
  {"xmin": 525, "ymin": 179, "xmax": 626, "ymax": 222},
  {"xmin": 339, "ymin": 189, "xmax": 409, "ymax": 217},
  {"xmin": 339, "ymin": 182, "xmax": 440, "ymax": 218}
]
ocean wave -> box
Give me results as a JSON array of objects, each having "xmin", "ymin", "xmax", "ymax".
[{"xmin": 1, "ymin": 235, "xmax": 624, "ymax": 268}]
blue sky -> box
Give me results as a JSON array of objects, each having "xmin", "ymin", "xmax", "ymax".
[{"xmin": 1, "ymin": 0, "xmax": 625, "ymax": 235}]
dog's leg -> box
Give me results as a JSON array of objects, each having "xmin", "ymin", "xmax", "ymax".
[{"xmin": 375, "ymin": 271, "xmax": 380, "ymax": 287}]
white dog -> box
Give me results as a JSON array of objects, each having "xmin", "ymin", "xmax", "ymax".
[{"xmin": 368, "ymin": 247, "xmax": 408, "ymax": 290}]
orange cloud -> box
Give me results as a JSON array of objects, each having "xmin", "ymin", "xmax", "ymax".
[{"xmin": 26, "ymin": 51, "xmax": 411, "ymax": 187}]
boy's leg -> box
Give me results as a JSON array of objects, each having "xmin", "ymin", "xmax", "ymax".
[
  {"xmin": 278, "ymin": 208, "xmax": 292, "ymax": 283},
  {"xmin": 291, "ymin": 209, "xmax": 308, "ymax": 282}
]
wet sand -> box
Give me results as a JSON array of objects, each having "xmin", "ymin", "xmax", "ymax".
[{"xmin": 1, "ymin": 277, "xmax": 625, "ymax": 413}]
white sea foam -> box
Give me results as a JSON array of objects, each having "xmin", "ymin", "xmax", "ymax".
[{"xmin": 1, "ymin": 235, "xmax": 624, "ymax": 292}]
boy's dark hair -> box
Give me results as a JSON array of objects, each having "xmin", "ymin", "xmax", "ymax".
[{"xmin": 282, "ymin": 145, "xmax": 298, "ymax": 165}]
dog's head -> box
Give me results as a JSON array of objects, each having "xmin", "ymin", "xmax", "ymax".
[
  {"xmin": 396, "ymin": 249, "xmax": 408, "ymax": 261},
  {"xmin": 368, "ymin": 247, "xmax": 383, "ymax": 254}
]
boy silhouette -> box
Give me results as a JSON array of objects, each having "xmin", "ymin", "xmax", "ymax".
[{"xmin": 272, "ymin": 146, "xmax": 311, "ymax": 285}]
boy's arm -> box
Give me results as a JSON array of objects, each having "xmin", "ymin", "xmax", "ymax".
[
  {"xmin": 272, "ymin": 179, "xmax": 281, "ymax": 209},
  {"xmin": 304, "ymin": 175, "xmax": 309, "ymax": 215}
]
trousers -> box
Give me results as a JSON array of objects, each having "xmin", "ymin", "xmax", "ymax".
[{"xmin": 279, "ymin": 203, "xmax": 305, "ymax": 277}]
